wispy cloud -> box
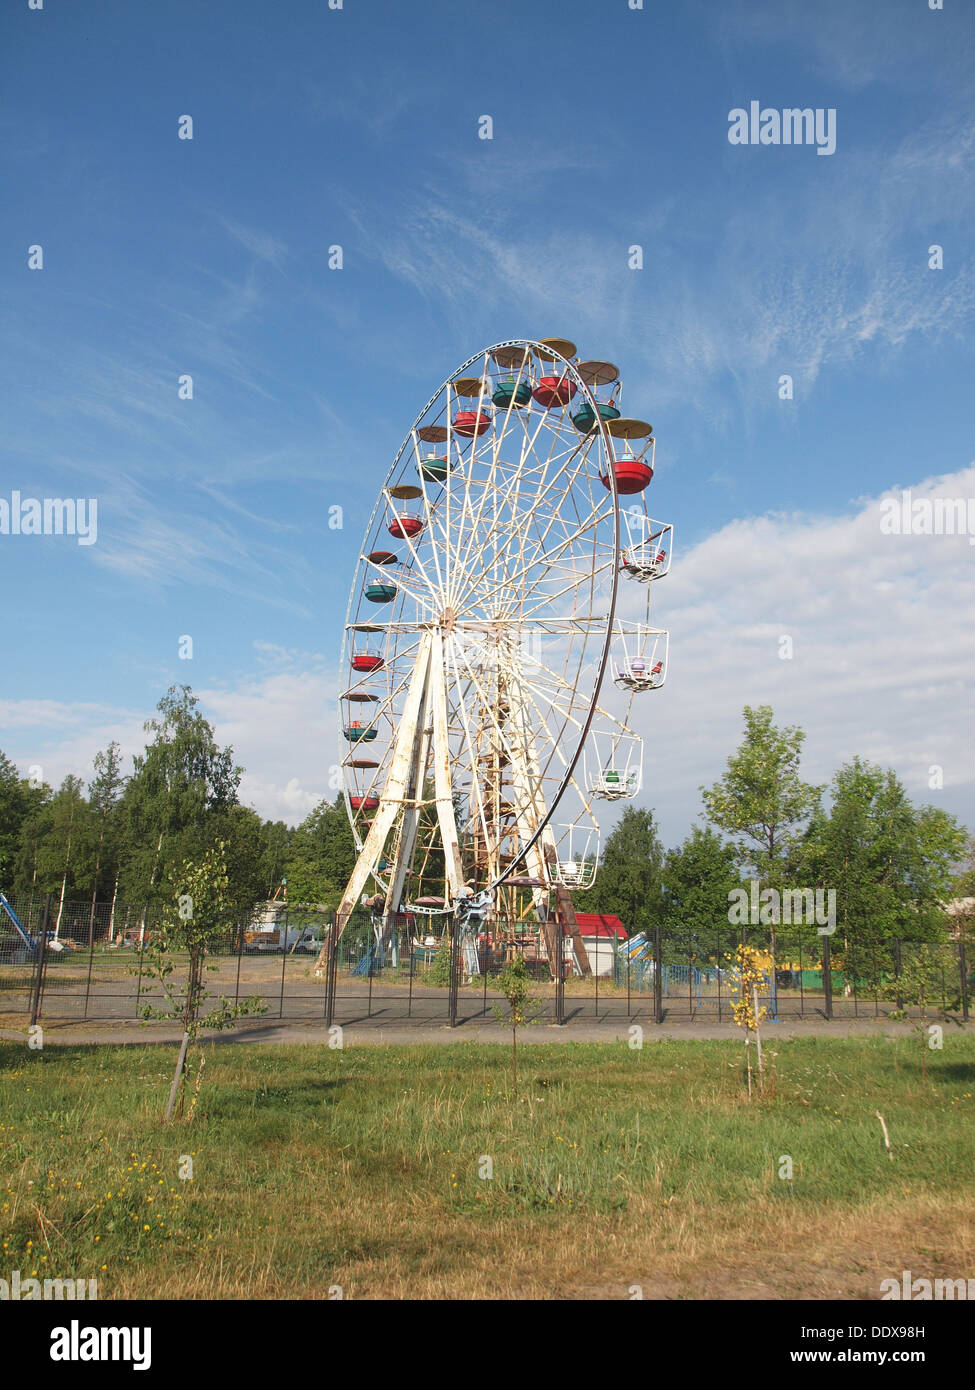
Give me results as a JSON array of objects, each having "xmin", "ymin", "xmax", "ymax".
[{"xmin": 216, "ymin": 216, "xmax": 290, "ymax": 272}]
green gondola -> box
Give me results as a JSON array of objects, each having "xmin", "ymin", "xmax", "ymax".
[
  {"xmin": 492, "ymin": 377, "xmax": 532, "ymax": 408},
  {"xmin": 571, "ymin": 401, "xmax": 621, "ymax": 434}
]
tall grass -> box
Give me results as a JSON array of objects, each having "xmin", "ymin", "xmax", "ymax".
[{"xmin": 2, "ymin": 1036, "xmax": 973, "ymax": 1298}]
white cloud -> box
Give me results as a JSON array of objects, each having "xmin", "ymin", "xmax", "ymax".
[
  {"xmin": 622, "ymin": 464, "xmax": 975, "ymax": 843},
  {"xmin": 197, "ymin": 666, "xmax": 341, "ymax": 822},
  {"xmin": 5, "ymin": 470, "xmax": 974, "ymax": 847}
]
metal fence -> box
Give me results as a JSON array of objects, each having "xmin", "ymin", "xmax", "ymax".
[{"xmin": 1, "ymin": 894, "xmax": 970, "ymax": 1028}]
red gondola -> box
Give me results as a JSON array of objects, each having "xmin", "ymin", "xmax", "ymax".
[
  {"xmin": 600, "ymin": 459, "xmax": 654, "ymax": 495},
  {"xmin": 532, "ymin": 375, "xmax": 577, "ymax": 408},
  {"xmin": 351, "ymin": 653, "xmax": 384, "ymax": 673},
  {"xmin": 453, "ymin": 409, "xmax": 491, "ymax": 437}
]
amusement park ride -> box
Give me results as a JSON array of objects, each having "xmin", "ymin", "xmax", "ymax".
[{"xmin": 314, "ymin": 338, "xmax": 673, "ymax": 992}]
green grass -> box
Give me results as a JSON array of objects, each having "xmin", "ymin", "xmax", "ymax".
[{"xmin": 2, "ymin": 1034, "xmax": 974, "ymax": 1298}]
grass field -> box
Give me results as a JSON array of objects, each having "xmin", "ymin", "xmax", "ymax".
[{"xmin": 2, "ymin": 1034, "xmax": 973, "ymax": 1299}]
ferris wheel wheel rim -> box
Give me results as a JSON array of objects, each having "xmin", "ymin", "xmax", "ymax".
[{"xmin": 338, "ymin": 338, "xmax": 628, "ymax": 895}]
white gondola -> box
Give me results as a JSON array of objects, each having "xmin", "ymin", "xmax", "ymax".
[
  {"xmin": 595, "ymin": 768, "xmax": 640, "ymax": 797},
  {"xmin": 612, "ymin": 623, "xmax": 669, "ymax": 693},
  {"xmin": 550, "ymin": 823, "xmax": 599, "ymax": 889},
  {"xmin": 619, "ymin": 512, "xmax": 674, "ymax": 583},
  {"xmin": 584, "ymin": 730, "xmax": 644, "ymax": 801}
]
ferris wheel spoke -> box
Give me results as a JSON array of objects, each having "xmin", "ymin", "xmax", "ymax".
[
  {"xmin": 446, "ymin": 438, "xmax": 562, "ymax": 613},
  {"xmin": 452, "ymin": 446, "xmax": 602, "ymax": 615},
  {"xmin": 379, "ymin": 488, "xmax": 446, "ymax": 606},
  {"xmin": 470, "ymin": 526, "xmax": 613, "ymax": 622},
  {"xmin": 512, "ymin": 667, "xmax": 590, "ymax": 754},
  {"xmin": 505, "ymin": 561, "xmax": 616, "ymax": 625},
  {"xmin": 447, "ymin": 408, "xmax": 585, "ymax": 610}
]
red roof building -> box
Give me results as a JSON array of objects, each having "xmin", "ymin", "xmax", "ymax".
[{"xmin": 574, "ymin": 913, "xmax": 627, "ymax": 940}]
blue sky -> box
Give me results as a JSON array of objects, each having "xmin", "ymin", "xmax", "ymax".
[{"xmin": 2, "ymin": 0, "xmax": 974, "ymax": 847}]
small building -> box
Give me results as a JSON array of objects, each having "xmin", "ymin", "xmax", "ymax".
[{"xmin": 574, "ymin": 913, "xmax": 627, "ymax": 976}]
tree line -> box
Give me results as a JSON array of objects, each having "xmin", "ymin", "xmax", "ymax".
[
  {"xmin": 1, "ymin": 691, "xmax": 971, "ymax": 946},
  {"xmin": 0, "ymin": 686, "xmax": 356, "ymax": 934},
  {"xmin": 578, "ymin": 705, "xmax": 974, "ymax": 947}
]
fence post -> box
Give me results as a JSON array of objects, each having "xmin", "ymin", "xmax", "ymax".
[
  {"xmin": 959, "ymin": 942, "xmax": 969, "ymax": 1023},
  {"xmin": 134, "ymin": 904, "xmax": 149, "ymax": 1018},
  {"xmin": 234, "ymin": 919, "xmax": 244, "ymax": 1008},
  {"xmin": 324, "ymin": 919, "xmax": 336, "ymax": 1028},
  {"xmin": 84, "ymin": 892, "xmax": 98, "ymax": 1021},
  {"xmin": 29, "ymin": 896, "xmax": 52, "ymax": 1027},
  {"xmin": 278, "ymin": 930, "xmax": 287, "ymax": 1020},
  {"xmin": 447, "ymin": 914, "xmax": 459, "ymax": 1028},
  {"xmin": 822, "ymin": 933, "xmax": 833, "ymax": 1021},
  {"xmin": 83, "ymin": 911, "xmax": 96, "ymax": 1021},
  {"xmin": 871, "ymin": 939, "xmax": 879, "ymax": 1018},
  {"xmin": 593, "ymin": 934, "xmax": 599, "ymax": 1017},
  {"xmin": 554, "ymin": 921, "xmax": 565, "ymax": 1026},
  {"xmin": 894, "ymin": 939, "xmax": 903, "ymax": 1012},
  {"xmin": 408, "ymin": 931, "xmax": 415, "ymax": 1019},
  {"xmin": 367, "ymin": 928, "xmax": 375, "ymax": 1018},
  {"xmin": 653, "ymin": 920, "xmax": 663, "ymax": 1025}
]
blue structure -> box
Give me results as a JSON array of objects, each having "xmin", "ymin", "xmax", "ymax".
[
  {"xmin": 0, "ymin": 893, "xmax": 37, "ymax": 953},
  {"xmin": 350, "ymin": 939, "xmax": 387, "ymax": 975}
]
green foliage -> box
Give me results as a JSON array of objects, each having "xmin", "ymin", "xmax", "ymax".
[
  {"xmin": 0, "ymin": 750, "xmax": 32, "ymax": 883},
  {"xmin": 139, "ymin": 843, "xmax": 265, "ymax": 1038},
  {"xmin": 492, "ymin": 956, "xmax": 540, "ymax": 1096},
  {"xmin": 120, "ymin": 686, "xmax": 241, "ymax": 907},
  {"xmin": 139, "ymin": 843, "xmax": 267, "ymax": 1122},
  {"xmin": 425, "ymin": 935, "xmax": 452, "ymax": 987},
  {"xmin": 701, "ymin": 705, "xmax": 822, "ymax": 886},
  {"xmin": 86, "ymin": 742, "xmax": 126, "ymax": 903},
  {"xmin": 949, "ymin": 840, "xmax": 975, "ymax": 944},
  {"xmin": 493, "ymin": 956, "xmax": 537, "ymax": 1025},
  {"xmin": 799, "ymin": 758, "xmax": 967, "ymax": 945},
  {"xmin": 284, "ymin": 796, "xmax": 356, "ymax": 907},
  {"xmin": 576, "ymin": 806, "xmax": 665, "ymax": 930},
  {"xmin": 209, "ymin": 804, "xmax": 279, "ymax": 924},
  {"xmin": 662, "ymin": 826, "xmax": 741, "ymax": 955},
  {"xmin": 878, "ymin": 942, "xmax": 963, "ymax": 1019},
  {"xmin": 12, "ymin": 775, "xmax": 94, "ymax": 929}
]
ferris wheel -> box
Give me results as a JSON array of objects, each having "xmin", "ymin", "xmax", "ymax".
[{"xmin": 317, "ymin": 337, "xmax": 673, "ymax": 979}]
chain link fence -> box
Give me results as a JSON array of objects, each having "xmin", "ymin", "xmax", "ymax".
[{"xmin": 1, "ymin": 893, "xmax": 970, "ymax": 1027}]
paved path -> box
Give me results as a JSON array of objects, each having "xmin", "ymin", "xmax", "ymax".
[{"xmin": 4, "ymin": 1015, "xmax": 969, "ymax": 1046}]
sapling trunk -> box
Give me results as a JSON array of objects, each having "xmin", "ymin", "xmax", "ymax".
[
  {"xmin": 753, "ymin": 985, "xmax": 764, "ymax": 1093},
  {"xmin": 165, "ymin": 1031, "xmax": 190, "ymax": 1122}
]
